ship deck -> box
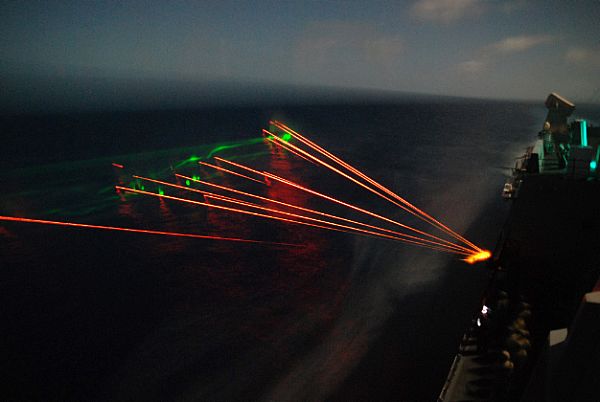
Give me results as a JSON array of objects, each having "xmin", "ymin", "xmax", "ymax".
[{"xmin": 440, "ymin": 172, "xmax": 600, "ymax": 401}]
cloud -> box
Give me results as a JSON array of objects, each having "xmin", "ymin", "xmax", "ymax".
[
  {"xmin": 565, "ymin": 47, "xmax": 600, "ymax": 67},
  {"xmin": 457, "ymin": 34, "xmax": 553, "ymax": 74},
  {"xmin": 457, "ymin": 60, "xmax": 487, "ymax": 74},
  {"xmin": 488, "ymin": 35, "xmax": 552, "ymax": 54},
  {"xmin": 410, "ymin": 0, "xmax": 530, "ymax": 24},
  {"xmin": 499, "ymin": 0, "xmax": 528, "ymax": 14},
  {"xmin": 410, "ymin": 0, "xmax": 484, "ymax": 23},
  {"xmin": 292, "ymin": 22, "xmax": 404, "ymax": 87},
  {"xmin": 364, "ymin": 36, "xmax": 405, "ymax": 65}
]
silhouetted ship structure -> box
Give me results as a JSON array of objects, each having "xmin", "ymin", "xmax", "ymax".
[{"xmin": 439, "ymin": 93, "xmax": 600, "ymax": 402}]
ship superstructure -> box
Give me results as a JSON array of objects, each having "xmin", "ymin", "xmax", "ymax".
[{"xmin": 439, "ymin": 94, "xmax": 600, "ymax": 402}]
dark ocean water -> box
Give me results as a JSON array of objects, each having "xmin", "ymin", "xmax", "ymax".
[{"xmin": 1, "ymin": 99, "xmax": 551, "ymax": 401}]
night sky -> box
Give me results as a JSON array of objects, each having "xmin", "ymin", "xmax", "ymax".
[{"xmin": 1, "ymin": 0, "xmax": 599, "ymax": 111}]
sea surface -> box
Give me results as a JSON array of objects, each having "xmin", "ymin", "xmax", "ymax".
[{"xmin": 1, "ymin": 98, "xmax": 560, "ymax": 401}]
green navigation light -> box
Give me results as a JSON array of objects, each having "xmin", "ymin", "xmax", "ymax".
[
  {"xmin": 158, "ymin": 187, "xmax": 164, "ymax": 196},
  {"xmin": 282, "ymin": 133, "xmax": 292, "ymax": 142},
  {"xmin": 185, "ymin": 179, "xmax": 191, "ymax": 186},
  {"xmin": 581, "ymin": 120, "xmax": 588, "ymax": 147},
  {"xmin": 590, "ymin": 160, "xmax": 597, "ymax": 171}
]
